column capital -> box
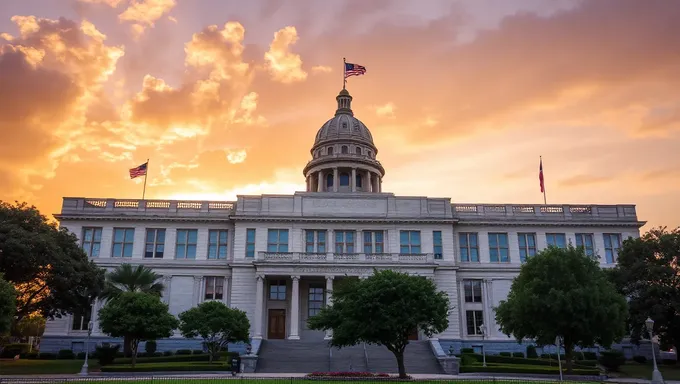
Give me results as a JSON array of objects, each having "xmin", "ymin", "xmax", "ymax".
[
  {"xmin": 291, "ymin": 275, "xmax": 301, "ymax": 281},
  {"xmin": 256, "ymin": 274, "xmax": 266, "ymax": 281},
  {"xmin": 325, "ymin": 275, "xmax": 335, "ymax": 281},
  {"xmin": 194, "ymin": 276, "xmax": 203, "ymax": 283}
]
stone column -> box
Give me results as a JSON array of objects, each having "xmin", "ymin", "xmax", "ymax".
[
  {"xmin": 484, "ymin": 279, "xmax": 494, "ymax": 338},
  {"xmin": 254, "ymin": 274, "xmax": 265, "ymax": 339},
  {"xmin": 223, "ymin": 276, "xmax": 230, "ymax": 305},
  {"xmin": 317, "ymin": 171, "xmax": 323, "ymax": 192},
  {"xmin": 333, "ymin": 168, "xmax": 339, "ymax": 192},
  {"xmin": 324, "ymin": 276, "xmax": 334, "ymax": 339},
  {"xmin": 351, "ymin": 168, "xmax": 357, "ymax": 192},
  {"xmin": 306, "ymin": 176, "xmax": 310, "ymax": 192},
  {"xmin": 367, "ymin": 171, "xmax": 372, "ymax": 192},
  {"xmin": 378, "ymin": 177, "xmax": 382, "ymax": 193},
  {"xmin": 193, "ymin": 276, "xmax": 203, "ymax": 306},
  {"xmin": 162, "ymin": 275, "xmax": 172, "ymax": 304},
  {"xmin": 289, "ymin": 275, "xmax": 301, "ymax": 340}
]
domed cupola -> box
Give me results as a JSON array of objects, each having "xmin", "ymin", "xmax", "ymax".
[{"xmin": 303, "ymin": 89, "xmax": 385, "ymax": 193}]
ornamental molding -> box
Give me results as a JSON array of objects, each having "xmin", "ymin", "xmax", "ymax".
[
  {"xmin": 231, "ymin": 216, "xmax": 456, "ymax": 224},
  {"xmin": 454, "ymin": 220, "xmax": 645, "ymax": 228}
]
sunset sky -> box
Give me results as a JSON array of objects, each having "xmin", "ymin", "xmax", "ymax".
[{"xmin": 0, "ymin": 0, "xmax": 678, "ymax": 231}]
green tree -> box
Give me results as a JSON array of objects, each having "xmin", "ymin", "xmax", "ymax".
[
  {"xmin": 495, "ymin": 245, "xmax": 628, "ymax": 373},
  {"xmin": 100, "ymin": 263, "xmax": 164, "ymax": 300},
  {"xmin": 178, "ymin": 301, "xmax": 250, "ymax": 362},
  {"xmin": 0, "ymin": 273, "xmax": 16, "ymax": 335},
  {"xmin": 13, "ymin": 314, "xmax": 45, "ymax": 340},
  {"xmin": 98, "ymin": 292, "xmax": 178, "ymax": 366},
  {"xmin": 0, "ymin": 201, "xmax": 105, "ymax": 321},
  {"xmin": 307, "ymin": 269, "xmax": 450, "ymax": 379},
  {"xmin": 608, "ymin": 227, "xmax": 680, "ymax": 351}
]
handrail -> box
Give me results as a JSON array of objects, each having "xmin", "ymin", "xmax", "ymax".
[{"xmin": 363, "ymin": 342, "xmax": 369, "ymax": 372}]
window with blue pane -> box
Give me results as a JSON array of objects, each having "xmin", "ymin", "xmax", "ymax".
[
  {"xmin": 82, "ymin": 227, "xmax": 102, "ymax": 258},
  {"xmin": 399, "ymin": 230, "xmax": 421, "ymax": 254},
  {"xmin": 518, "ymin": 233, "xmax": 536, "ymax": 262},
  {"xmin": 267, "ymin": 229, "xmax": 289, "ymax": 253},
  {"xmin": 335, "ymin": 231, "xmax": 355, "ymax": 253},
  {"xmin": 575, "ymin": 233, "xmax": 595, "ymax": 257},
  {"xmin": 269, "ymin": 279, "xmax": 286, "ymax": 300},
  {"xmin": 245, "ymin": 228, "xmax": 256, "ymax": 257},
  {"xmin": 145, "ymin": 228, "xmax": 165, "ymax": 258},
  {"xmin": 112, "ymin": 228, "xmax": 135, "ymax": 258},
  {"xmin": 339, "ymin": 173, "xmax": 350, "ymax": 186},
  {"xmin": 305, "ymin": 230, "xmax": 326, "ymax": 253},
  {"xmin": 363, "ymin": 231, "xmax": 384, "ymax": 254},
  {"xmin": 176, "ymin": 229, "xmax": 198, "ymax": 259},
  {"xmin": 433, "ymin": 231, "xmax": 443, "ymax": 259},
  {"xmin": 208, "ymin": 230, "xmax": 228, "ymax": 259},
  {"xmin": 546, "ymin": 233, "xmax": 567, "ymax": 248},
  {"xmin": 459, "ymin": 233, "xmax": 479, "ymax": 262},
  {"xmin": 489, "ymin": 233, "xmax": 509, "ymax": 262},
  {"xmin": 603, "ymin": 233, "xmax": 622, "ymax": 263}
]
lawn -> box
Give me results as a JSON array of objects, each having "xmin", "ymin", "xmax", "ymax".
[
  {"xmin": 0, "ymin": 358, "xmax": 99, "ymax": 375},
  {"xmin": 615, "ymin": 362, "xmax": 680, "ymax": 381}
]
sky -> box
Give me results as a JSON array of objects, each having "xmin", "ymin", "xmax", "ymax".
[{"xmin": 0, "ymin": 0, "xmax": 678, "ymax": 232}]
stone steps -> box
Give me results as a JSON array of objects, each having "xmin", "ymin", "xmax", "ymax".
[
  {"xmin": 366, "ymin": 341, "xmax": 444, "ymax": 374},
  {"xmin": 256, "ymin": 340, "xmax": 331, "ymax": 373},
  {"xmin": 330, "ymin": 344, "xmax": 369, "ymax": 372}
]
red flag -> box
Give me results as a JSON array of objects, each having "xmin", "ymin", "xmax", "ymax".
[{"xmin": 539, "ymin": 158, "xmax": 545, "ymax": 193}]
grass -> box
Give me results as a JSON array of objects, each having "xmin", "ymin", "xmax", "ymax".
[
  {"xmin": 615, "ymin": 361, "xmax": 680, "ymax": 381},
  {"xmin": 0, "ymin": 358, "xmax": 100, "ymax": 375}
]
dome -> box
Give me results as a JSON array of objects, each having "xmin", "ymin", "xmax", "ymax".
[{"xmin": 312, "ymin": 88, "xmax": 375, "ymax": 148}]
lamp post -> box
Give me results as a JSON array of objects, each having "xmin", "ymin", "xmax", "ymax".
[
  {"xmin": 555, "ymin": 336, "xmax": 563, "ymax": 382},
  {"xmin": 479, "ymin": 324, "xmax": 487, "ymax": 367},
  {"xmin": 645, "ymin": 317, "xmax": 664, "ymax": 384},
  {"xmin": 79, "ymin": 320, "xmax": 93, "ymax": 376}
]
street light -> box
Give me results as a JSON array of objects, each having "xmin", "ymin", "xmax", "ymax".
[
  {"xmin": 479, "ymin": 324, "xmax": 487, "ymax": 367},
  {"xmin": 555, "ymin": 336, "xmax": 563, "ymax": 382},
  {"xmin": 645, "ymin": 317, "xmax": 664, "ymax": 384},
  {"xmin": 79, "ymin": 320, "xmax": 94, "ymax": 376}
]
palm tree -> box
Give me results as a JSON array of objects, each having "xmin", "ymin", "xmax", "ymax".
[{"xmin": 100, "ymin": 264, "xmax": 164, "ymax": 301}]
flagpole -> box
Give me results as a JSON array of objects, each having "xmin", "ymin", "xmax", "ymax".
[
  {"xmin": 541, "ymin": 156, "xmax": 547, "ymax": 205},
  {"xmin": 343, "ymin": 57, "xmax": 346, "ymax": 89},
  {"xmin": 142, "ymin": 158, "xmax": 149, "ymax": 200}
]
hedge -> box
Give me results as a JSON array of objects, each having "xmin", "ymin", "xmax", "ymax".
[
  {"xmin": 112, "ymin": 352, "xmax": 238, "ymax": 365},
  {"xmin": 101, "ymin": 362, "xmax": 232, "ymax": 372},
  {"xmin": 460, "ymin": 363, "xmax": 600, "ymax": 376},
  {"xmin": 464, "ymin": 353, "xmax": 598, "ymax": 368}
]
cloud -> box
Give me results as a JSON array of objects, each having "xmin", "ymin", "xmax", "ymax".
[
  {"xmin": 77, "ymin": 0, "xmax": 176, "ymax": 37},
  {"xmin": 375, "ymin": 102, "xmax": 396, "ymax": 118},
  {"xmin": 264, "ymin": 26, "xmax": 307, "ymax": 84},
  {"xmin": 311, "ymin": 65, "xmax": 332, "ymax": 74},
  {"xmin": 226, "ymin": 149, "xmax": 247, "ymax": 164}
]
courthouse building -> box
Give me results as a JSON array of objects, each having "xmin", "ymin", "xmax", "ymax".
[{"xmin": 41, "ymin": 89, "xmax": 645, "ymax": 368}]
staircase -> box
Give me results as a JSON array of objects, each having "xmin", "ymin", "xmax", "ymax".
[
  {"xmin": 365, "ymin": 341, "xmax": 444, "ymax": 374},
  {"xmin": 256, "ymin": 340, "xmax": 331, "ymax": 373},
  {"xmin": 330, "ymin": 344, "xmax": 369, "ymax": 372}
]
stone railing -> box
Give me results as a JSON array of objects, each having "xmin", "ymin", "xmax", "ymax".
[
  {"xmin": 257, "ymin": 252, "xmax": 435, "ymax": 264},
  {"xmin": 60, "ymin": 198, "xmax": 236, "ymax": 217},
  {"xmin": 451, "ymin": 204, "xmax": 638, "ymax": 221}
]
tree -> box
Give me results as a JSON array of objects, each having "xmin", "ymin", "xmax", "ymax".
[
  {"xmin": 608, "ymin": 227, "xmax": 680, "ymax": 351},
  {"xmin": 178, "ymin": 301, "xmax": 250, "ymax": 363},
  {"xmin": 307, "ymin": 269, "xmax": 450, "ymax": 379},
  {"xmin": 100, "ymin": 263, "xmax": 164, "ymax": 301},
  {"xmin": 0, "ymin": 201, "xmax": 105, "ymax": 321},
  {"xmin": 98, "ymin": 292, "xmax": 178, "ymax": 366},
  {"xmin": 0, "ymin": 273, "xmax": 16, "ymax": 335},
  {"xmin": 495, "ymin": 245, "xmax": 628, "ymax": 373}
]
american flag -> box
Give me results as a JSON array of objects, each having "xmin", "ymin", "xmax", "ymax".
[
  {"xmin": 344, "ymin": 62, "xmax": 366, "ymax": 78},
  {"xmin": 129, "ymin": 162, "xmax": 148, "ymax": 179},
  {"xmin": 539, "ymin": 158, "xmax": 545, "ymax": 193}
]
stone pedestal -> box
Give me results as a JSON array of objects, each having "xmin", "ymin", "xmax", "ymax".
[
  {"xmin": 437, "ymin": 356, "xmax": 460, "ymax": 375},
  {"xmin": 241, "ymin": 355, "xmax": 258, "ymax": 373}
]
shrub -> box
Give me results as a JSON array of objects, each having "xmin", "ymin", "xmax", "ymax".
[
  {"xmin": 26, "ymin": 352, "xmax": 39, "ymax": 359},
  {"xmin": 460, "ymin": 363, "xmax": 600, "ymax": 376},
  {"xmin": 633, "ymin": 355, "xmax": 647, "ymax": 364},
  {"xmin": 57, "ymin": 349, "xmax": 75, "ymax": 359},
  {"xmin": 77, "ymin": 352, "xmax": 86, "ymax": 359},
  {"xmin": 460, "ymin": 354, "xmax": 477, "ymax": 366},
  {"xmin": 307, "ymin": 372, "xmax": 404, "ymax": 378},
  {"xmin": 145, "ymin": 340, "xmax": 157, "ymax": 355},
  {"xmin": 101, "ymin": 362, "xmax": 231, "ymax": 372},
  {"xmin": 176, "ymin": 349, "xmax": 192, "ymax": 355},
  {"xmin": 662, "ymin": 358, "xmax": 676, "ymax": 365},
  {"xmin": 550, "ymin": 353, "xmax": 566, "ymax": 360},
  {"xmin": 460, "ymin": 348, "xmax": 474, "ymax": 354},
  {"xmin": 512, "ymin": 352, "xmax": 524, "ymax": 358},
  {"xmin": 111, "ymin": 352, "xmax": 238, "ymax": 365},
  {"xmin": 464, "ymin": 353, "xmax": 597, "ymax": 368},
  {"xmin": 582, "ymin": 351, "xmax": 597, "ymax": 360},
  {"xmin": 0, "ymin": 343, "xmax": 31, "ymax": 358},
  {"xmin": 163, "ymin": 351, "xmax": 173, "ymax": 356},
  {"xmin": 500, "ymin": 352, "xmax": 511, "ymax": 357},
  {"xmin": 526, "ymin": 345, "xmax": 538, "ymax": 358},
  {"xmin": 95, "ymin": 344, "xmax": 120, "ymax": 366},
  {"xmin": 38, "ymin": 352, "xmax": 57, "ymax": 359},
  {"xmin": 599, "ymin": 350, "xmax": 626, "ymax": 372},
  {"xmin": 192, "ymin": 349, "xmax": 203, "ymax": 354}
]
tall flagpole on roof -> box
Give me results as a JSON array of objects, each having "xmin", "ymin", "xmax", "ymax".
[
  {"xmin": 142, "ymin": 158, "xmax": 149, "ymax": 201},
  {"xmin": 343, "ymin": 57, "xmax": 346, "ymax": 89}
]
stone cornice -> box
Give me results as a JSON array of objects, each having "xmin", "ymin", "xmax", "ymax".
[
  {"xmin": 55, "ymin": 214, "xmax": 233, "ymax": 223},
  {"xmin": 454, "ymin": 220, "xmax": 646, "ymax": 228},
  {"xmin": 93, "ymin": 258, "xmax": 232, "ymax": 272},
  {"xmin": 230, "ymin": 215, "xmax": 456, "ymax": 224}
]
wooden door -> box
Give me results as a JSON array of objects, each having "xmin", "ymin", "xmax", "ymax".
[
  {"xmin": 408, "ymin": 327, "xmax": 418, "ymax": 340},
  {"xmin": 268, "ymin": 309, "xmax": 286, "ymax": 339}
]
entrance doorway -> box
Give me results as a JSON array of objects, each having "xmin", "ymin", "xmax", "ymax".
[
  {"xmin": 268, "ymin": 309, "xmax": 286, "ymax": 339},
  {"xmin": 408, "ymin": 327, "xmax": 418, "ymax": 340}
]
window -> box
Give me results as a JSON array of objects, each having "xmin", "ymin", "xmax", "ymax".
[
  {"xmin": 82, "ymin": 227, "xmax": 102, "ymax": 257},
  {"xmin": 363, "ymin": 231, "xmax": 384, "ymax": 254},
  {"xmin": 71, "ymin": 307, "xmax": 92, "ymax": 331},
  {"xmin": 368, "ymin": 151, "xmax": 372, "ymax": 158},
  {"xmin": 175, "ymin": 229, "xmax": 198, "ymax": 259},
  {"xmin": 466, "ymin": 310, "xmax": 484, "ymax": 336},
  {"xmin": 308, "ymin": 286, "xmax": 324, "ymax": 317},
  {"xmin": 459, "ymin": 233, "xmax": 479, "ymax": 262},
  {"xmin": 356, "ymin": 147, "xmax": 362, "ymax": 155},
  {"xmin": 575, "ymin": 233, "xmax": 595, "ymax": 257},
  {"xmin": 604, "ymin": 233, "xmax": 622, "ymax": 263},
  {"xmin": 433, "ymin": 231, "xmax": 443, "ymax": 259},
  {"xmin": 335, "ymin": 230, "xmax": 355, "ymax": 253},
  {"xmin": 488, "ymin": 233, "xmax": 509, "ymax": 262},
  {"xmin": 208, "ymin": 230, "xmax": 228, "ymax": 259},
  {"xmin": 464, "ymin": 280, "xmax": 483, "ymax": 303},
  {"xmin": 267, "ymin": 229, "xmax": 289, "ymax": 253},
  {"xmin": 305, "ymin": 230, "xmax": 327, "ymax": 253},
  {"xmin": 112, "ymin": 228, "xmax": 134, "ymax": 258},
  {"xmin": 245, "ymin": 229, "xmax": 256, "ymax": 257},
  {"xmin": 326, "ymin": 174, "xmax": 334, "ymax": 188},
  {"xmin": 356, "ymin": 174, "xmax": 363, "ymax": 188},
  {"xmin": 546, "ymin": 233, "xmax": 567, "ymax": 248},
  {"xmin": 269, "ymin": 280, "xmax": 286, "ymax": 300},
  {"xmin": 339, "ymin": 172, "xmax": 350, "ymax": 186},
  {"xmin": 327, "ymin": 147, "xmax": 333, "ymax": 155},
  {"xmin": 145, "ymin": 229, "xmax": 166, "ymax": 258},
  {"xmin": 341, "ymin": 145, "xmax": 348, "ymax": 154},
  {"xmin": 518, "ymin": 233, "xmax": 537, "ymax": 262},
  {"xmin": 399, "ymin": 230, "xmax": 421, "ymax": 254},
  {"xmin": 204, "ymin": 276, "xmax": 224, "ymax": 301}
]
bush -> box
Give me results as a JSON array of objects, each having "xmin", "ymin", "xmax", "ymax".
[
  {"xmin": 599, "ymin": 350, "xmax": 626, "ymax": 372},
  {"xmin": 0, "ymin": 343, "xmax": 31, "ymax": 358},
  {"xmin": 96, "ymin": 344, "xmax": 120, "ymax": 366},
  {"xmin": 176, "ymin": 349, "xmax": 192, "ymax": 355},
  {"xmin": 526, "ymin": 345, "xmax": 538, "ymax": 358},
  {"xmin": 582, "ymin": 351, "xmax": 597, "ymax": 360},
  {"xmin": 662, "ymin": 358, "xmax": 676, "ymax": 365},
  {"xmin": 460, "ymin": 354, "xmax": 477, "ymax": 366},
  {"xmin": 633, "ymin": 355, "xmax": 647, "ymax": 364},
  {"xmin": 460, "ymin": 348, "xmax": 474, "ymax": 354},
  {"xmin": 464, "ymin": 353, "xmax": 597, "ymax": 368},
  {"xmin": 101, "ymin": 362, "xmax": 232, "ymax": 372},
  {"xmin": 460, "ymin": 363, "xmax": 600, "ymax": 376},
  {"xmin": 550, "ymin": 353, "xmax": 566, "ymax": 360},
  {"xmin": 163, "ymin": 351, "xmax": 173, "ymax": 356},
  {"xmin": 25, "ymin": 352, "xmax": 39, "ymax": 359},
  {"xmin": 112, "ymin": 352, "xmax": 238, "ymax": 365},
  {"xmin": 540, "ymin": 353, "xmax": 550, "ymax": 358},
  {"xmin": 77, "ymin": 352, "xmax": 86, "ymax": 359},
  {"xmin": 192, "ymin": 349, "xmax": 203, "ymax": 354},
  {"xmin": 307, "ymin": 372, "xmax": 397, "ymax": 378},
  {"xmin": 38, "ymin": 352, "xmax": 57, "ymax": 359},
  {"xmin": 500, "ymin": 352, "xmax": 511, "ymax": 357},
  {"xmin": 57, "ymin": 349, "xmax": 75, "ymax": 359},
  {"xmin": 512, "ymin": 352, "xmax": 524, "ymax": 358},
  {"xmin": 145, "ymin": 340, "xmax": 157, "ymax": 355}
]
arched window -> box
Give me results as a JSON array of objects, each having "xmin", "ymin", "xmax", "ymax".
[
  {"xmin": 341, "ymin": 145, "xmax": 348, "ymax": 154},
  {"xmin": 368, "ymin": 151, "xmax": 372, "ymax": 158},
  {"xmin": 326, "ymin": 174, "xmax": 334, "ymax": 188},
  {"xmin": 339, "ymin": 172, "xmax": 350, "ymax": 186},
  {"xmin": 356, "ymin": 147, "xmax": 362, "ymax": 155},
  {"xmin": 356, "ymin": 174, "xmax": 363, "ymax": 188},
  {"xmin": 327, "ymin": 147, "xmax": 334, "ymax": 155}
]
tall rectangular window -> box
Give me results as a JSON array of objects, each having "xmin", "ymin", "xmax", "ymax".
[
  {"xmin": 546, "ymin": 233, "xmax": 567, "ymax": 248},
  {"xmin": 82, "ymin": 227, "xmax": 102, "ymax": 258},
  {"xmin": 463, "ymin": 280, "xmax": 483, "ymax": 303},
  {"xmin": 175, "ymin": 229, "xmax": 198, "ymax": 259},
  {"xmin": 604, "ymin": 233, "xmax": 622, "ymax": 264},
  {"xmin": 112, "ymin": 228, "xmax": 134, "ymax": 258},
  {"xmin": 305, "ymin": 230, "xmax": 327, "ymax": 253},
  {"xmin": 269, "ymin": 280, "xmax": 286, "ymax": 300},
  {"xmin": 204, "ymin": 277, "xmax": 224, "ymax": 301},
  {"xmin": 267, "ymin": 229, "xmax": 289, "ymax": 253},
  {"xmin": 433, "ymin": 231, "xmax": 443, "ymax": 259},
  {"xmin": 489, "ymin": 233, "xmax": 509, "ymax": 262},
  {"xmin": 466, "ymin": 310, "xmax": 484, "ymax": 336},
  {"xmin": 335, "ymin": 230, "xmax": 355, "ymax": 254},
  {"xmin": 245, "ymin": 229, "xmax": 256, "ymax": 257},
  {"xmin": 308, "ymin": 286, "xmax": 324, "ymax": 317},
  {"xmin": 208, "ymin": 230, "xmax": 228, "ymax": 259},
  {"xmin": 145, "ymin": 229, "xmax": 166, "ymax": 258},
  {"xmin": 575, "ymin": 233, "xmax": 595, "ymax": 257},
  {"xmin": 363, "ymin": 231, "xmax": 384, "ymax": 254},
  {"xmin": 71, "ymin": 307, "xmax": 92, "ymax": 331},
  {"xmin": 399, "ymin": 230, "xmax": 421, "ymax": 254},
  {"xmin": 459, "ymin": 233, "xmax": 479, "ymax": 262},
  {"xmin": 518, "ymin": 233, "xmax": 537, "ymax": 262}
]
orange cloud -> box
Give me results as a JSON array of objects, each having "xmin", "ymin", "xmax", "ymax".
[
  {"xmin": 264, "ymin": 26, "xmax": 307, "ymax": 84},
  {"xmin": 78, "ymin": 0, "xmax": 176, "ymax": 37}
]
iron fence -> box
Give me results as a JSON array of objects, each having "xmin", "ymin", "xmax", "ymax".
[{"xmin": 0, "ymin": 377, "xmax": 608, "ymax": 384}]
